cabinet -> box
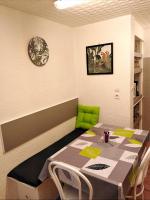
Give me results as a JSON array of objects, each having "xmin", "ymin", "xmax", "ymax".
[
  {"xmin": 6, "ymin": 177, "xmax": 58, "ymax": 200},
  {"xmin": 133, "ymin": 36, "xmax": 143, "ymax": 129}
]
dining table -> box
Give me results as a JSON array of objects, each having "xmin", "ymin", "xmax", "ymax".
[{"xmin": 39, "ymin": 123, "xmax": 149, "ymax": 200}]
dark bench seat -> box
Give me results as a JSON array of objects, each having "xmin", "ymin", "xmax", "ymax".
[{"xmin": 8, "ymin": 128, "xmax": 85, "ymax": 187}]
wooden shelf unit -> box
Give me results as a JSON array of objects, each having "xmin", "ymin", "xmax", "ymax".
[{"xmin": 133, "ymin": 36, "xmax": 143, "ymax": 129}]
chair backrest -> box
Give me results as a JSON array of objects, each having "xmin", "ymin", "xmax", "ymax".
[
  {"xmin": 49, "ymin": 161, "xmax": 93, "ymax": 200},
  {"xmin": 136, "ymin": 147, "xmax": 150, "ymax": 186}
]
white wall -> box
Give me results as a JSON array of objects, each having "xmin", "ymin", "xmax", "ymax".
[
  {"xmin": 0, "ymin": 5, "xmax": 76, "ymax": 198},
  {"xmin": 0, "ymin": 6, "xmax": 76, "ymax": 124},
  {"xmin": 74, "ymin": 15, "xmax": 132, "ymax": 127},
  {"xmin": 143, "ymin": 28, "xmax": 150, "ymax": 130},
  {"xmin": 134, "ymin": 20, "xmax": 144, "ymax": 40},
  {"xmin": 144, "ymin": 28, "xmax": 150, "ymax": 57}
]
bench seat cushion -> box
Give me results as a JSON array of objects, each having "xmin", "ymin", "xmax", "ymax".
[{"xmin": 8, "ymin": 128, "xmax": 85, "ymax": 187}]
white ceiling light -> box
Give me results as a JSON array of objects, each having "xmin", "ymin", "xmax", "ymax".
[{"xmin": 54, "ymin": 0, "xmax": 89, "ymax": 10}]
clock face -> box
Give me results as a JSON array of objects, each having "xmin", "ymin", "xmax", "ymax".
[{"xmin": 28, "ymin": 36, "xmax": 49, "ymax": 66}]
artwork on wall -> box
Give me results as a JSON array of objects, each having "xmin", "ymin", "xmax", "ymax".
[
  {"xmin": 28, "ymin": 36, "xmax": 49, "ymax": 66},
  {"xmin": 86, "ymin": 43, "xmax": 113, "ymax": 75}
]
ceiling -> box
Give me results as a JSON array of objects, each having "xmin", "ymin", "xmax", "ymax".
[{"xmin": 0, "ymin": 0, "xmax": 150, "ymax": 28}]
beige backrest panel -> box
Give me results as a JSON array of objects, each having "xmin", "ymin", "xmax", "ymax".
[
  {"xmin": 1, "ymin": 98, "xmax": 78, "ymax": 152},
  {"xmin": 143, "ymin": 58, "xmax": 150, "ymax": 130}
]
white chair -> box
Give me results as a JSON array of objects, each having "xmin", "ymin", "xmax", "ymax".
[
  {"xmin": 126, "ymin": 147, "xmax": 150, "ymax": 200},
  {"xmin": 48, "ymin": 161, "xmax": 93, "ymax": 200}
]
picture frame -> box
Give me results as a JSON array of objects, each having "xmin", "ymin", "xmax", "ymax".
[{"xmin": 86, "ymin": 42, "xmax": 113, "ymax": 75}]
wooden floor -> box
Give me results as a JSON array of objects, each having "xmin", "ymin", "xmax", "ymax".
[{"xmin": 144, "ymin": 163, "xmax": 150, "ymax": 200}]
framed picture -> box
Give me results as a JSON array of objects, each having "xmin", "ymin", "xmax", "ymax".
[{"xmin": 86, "ymin": 42, "xmax": 113, "ymax": 75}]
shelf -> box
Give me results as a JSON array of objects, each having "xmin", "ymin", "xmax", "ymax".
[
  {"xmin": 134, "ymin": 52, "xmax": 142, "ymax": 58},
  {"xmin": 133, "ymin": 95, "xmax": 143, "ymax": 107},
  {"xmin": 134, "ymin": 68, "xmax": 142, "ymax": 74}
]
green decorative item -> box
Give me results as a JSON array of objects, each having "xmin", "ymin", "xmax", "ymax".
[
  {"xmin": 76, "ymin": 104, "xmax": 100, "ymax": 129},
  {"xmin": 113, "ymin": 129, "xmax": 135, "ymax": 138},
  {"xmin": 79, "ymin": 146, "xmax": 101, "ymax": 159},
  {"xmin": 128, "ymin": 166, "xmax": 138, "ymax": 186}
]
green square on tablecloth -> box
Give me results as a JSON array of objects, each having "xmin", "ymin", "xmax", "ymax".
[
  {"xmin": 128, "ymin": 139, "xmax": 142, "ymax": 145},
  {"xmin": 86, "ymin": 130, "xmax": 96, "ymax": 136},
  {"xmin": 79, "ymin": 146, "xmax": 101, "ymax": 159},
  {"xmin": 113, "ymin": 128, "xmax": 135, "ymax": 138}
]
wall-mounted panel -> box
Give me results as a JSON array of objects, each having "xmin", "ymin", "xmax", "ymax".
[{"xmin": 1, "ymin": 98, "xmax": 78, "ymax": 152}]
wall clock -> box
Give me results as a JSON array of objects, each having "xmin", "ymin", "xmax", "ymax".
[{"xmin": 28, "ymin": 36, "xmax": 49, "ymax": 66}]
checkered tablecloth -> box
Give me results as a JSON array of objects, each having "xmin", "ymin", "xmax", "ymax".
[{"xmin": 40, "ymin": 124, "xmax": 149, "ymax": 200}]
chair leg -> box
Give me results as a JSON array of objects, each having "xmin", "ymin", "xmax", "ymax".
[
  {"xmin": 133, "ymin": 187, "xmax": 136, "ymax": 200},
  {"xmin": 134, "ymin": 195, "xmax": 136, "ymax": 200},
  {"xmin": 141, "ymin": 192, "xmax": 144, "ymax": 200}
]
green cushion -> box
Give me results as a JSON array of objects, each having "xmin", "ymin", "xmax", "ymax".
[
  {"xmin": 129, "ymin": 166, "xmax": 138, "ymax": 187},
  {"xmin": 76, "ymin": 104, "xmax": 100, "ymax": 129}
]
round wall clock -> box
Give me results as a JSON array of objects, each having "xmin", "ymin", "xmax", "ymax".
[{"xmin": 28, "ymin": 36, "xmax": 49, "ymax": 66}]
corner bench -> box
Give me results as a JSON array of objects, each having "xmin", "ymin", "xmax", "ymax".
[{"xmin": 7, "ymin": 128, "xmax": 85, "ymax": 200}]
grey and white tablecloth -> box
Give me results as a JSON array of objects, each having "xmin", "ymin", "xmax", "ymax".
[{"xmin": 39, "ymin": 124, "xmax": 149, "ymax": 200}]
